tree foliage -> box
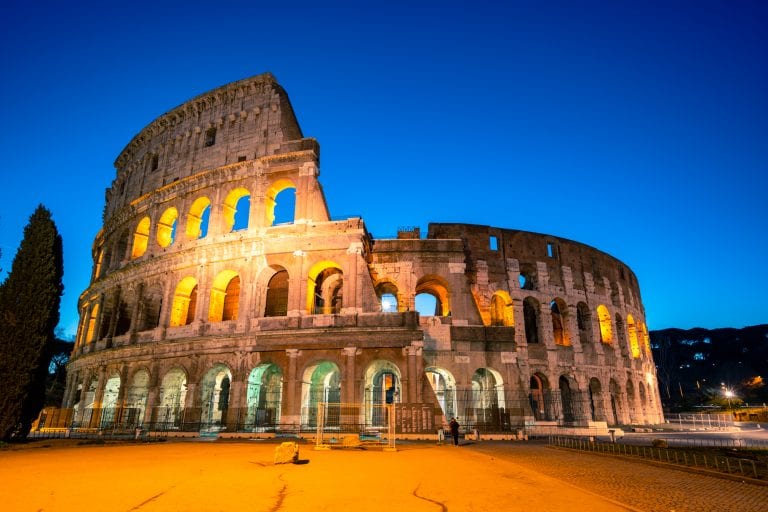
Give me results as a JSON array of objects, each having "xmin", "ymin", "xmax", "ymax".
[{"xmin": 0, "ymin": 205, "xmax": 64, "ymax": 440}]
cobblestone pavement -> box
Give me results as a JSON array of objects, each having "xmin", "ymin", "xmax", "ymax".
[{"xmin": 468, "ymin": 441, "xmax": 768, "ymax": 512}]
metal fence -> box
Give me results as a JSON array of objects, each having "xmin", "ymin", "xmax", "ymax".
[{"xmin": 549, "ymin": 436, "xmax": 768, "ymax": 480}]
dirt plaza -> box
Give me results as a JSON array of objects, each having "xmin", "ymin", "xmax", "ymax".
[{"xmin": 1, "ymin": 439, "xmax": 766, "ymax": 511}]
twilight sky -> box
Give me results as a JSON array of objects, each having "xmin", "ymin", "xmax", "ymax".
[{"xmin": 0, "ymin": 1, "xmax": 766, "ymax": 337}]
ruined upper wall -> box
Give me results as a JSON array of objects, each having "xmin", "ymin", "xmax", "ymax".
[
  {"xmin": 104, "ymin": 73, "xmax": 305, "ymax": 220},
  {"xmin": 427, "ymin": 223, "xmax": 642, "ymax": 308}
]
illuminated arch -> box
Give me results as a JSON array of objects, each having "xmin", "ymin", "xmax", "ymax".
[
  {"xmin": 627, "ymin": 314, "xmax": 640, "ymax": 358},
  {"xmin": 415, "ymin": 274, "xmax": 450, "ymax": 316},
  {"xmin": 100, "ymin": 372, "xmax": 122, "ymax": 427},
  {"xmin": 209, "ymin": 270, "xmax": 241, "ymax": 322},
  {"xmin": 85, "ymin": 302, "xmax": 100, "ymax": 343},
  {"xmin": 529, "ymin": 373, "xmax": 551, "ymax": 421},
  {"xmin": 597, "ymin": 304, "xmax": 612, "ymax": 344},
  {"xmin": 307, "ymin": 260, "xmax": 343, "ymax": 314},
  {"xmin": 365, "ymin": 360, "xmax": 402, "ymax": 426},
  {"xmin": 425, "ymin": 367, "xmax": 457, "ymax": 420},
  {"xmin": 158, "ymin": 367, "xmax": 187, "ymax": 427},
  {"xmin": 246, "ymin": 363, "xmax": 283, "ymax": 429},
  {"xmin": 300, "ymin": 361, "xmax": 341, "ymax": 427},
  {"xmin": 641, "ymin": 322, "xmax": 651, "ymax": 356},
  {"xmin": 490, "ymin": 290, "xmax": 514, "ymax": 326},
  {"xmin": 470, "ymin": 368, "xmax": 506, "ymax": 428},
  {"xmin": 200, "ymin": 364, "xmax": 232, "ymax": 427},
  {"xmin": 222, "ymin": 187, "xmax": 250, "ymax": 232},
  {"xmin": 185, "ymin": 196, "xmax": 212, "ymax": 239},
  {"xmin": 156, "ymin": 207, "xmax": 179, "ymax": 248},
  {"xmin": 550, "ymin": 298, "xmax": 569, "ymax": 346},
  {"xmin": 264, "ymin": 267, "xmax": 289, "ymax": 317},
  {"xmin": 131, "ymin": 216, "xmax": 150, "ymax": 259},
  {"xmin": 265, "ymin": 178, "xmax": 296, "ymax": 226},
  {"xmin": 169, "ymin": 276, "xmax": 198, "ymax": 327},
  {"xmin": 127, "ymin": 369, "xmax": 150, "ymax": 425}
]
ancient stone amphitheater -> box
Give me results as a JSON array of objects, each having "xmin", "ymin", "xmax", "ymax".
[{"xmin": 62, "ymin": 73, "xmax": 663, "ymax": 436}]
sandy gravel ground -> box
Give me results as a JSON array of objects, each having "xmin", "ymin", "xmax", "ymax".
[{"xmin": 0, "ymin": 439, "xmax": 628, "ymax": 512}]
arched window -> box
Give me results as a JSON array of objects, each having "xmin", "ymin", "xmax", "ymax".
[
  {"xmin": 376, "ymin": 281, "xmax": 399, "ymax": 313},
  {"xmin": 518, "ymin": 265, "xmax": 536, "ymax": 290},
  {"xmin": 550, "ymin": 298, "xmax": 569, "ymax": 346},
  {"xmin": 127, "ymin": 369, "xmax": 150, "ymax": 425},
  {"xmin": 200, "ymin": 364, "xmax": 232, "ymax": 427},
  {"xmin": 365, "ymin": 360, "xmax": 402, "ymax": 427},
  {"xmin": 301, "ymin": 361, "xmax": 341, "ymax": 427},
  {"xmin": 523, "ymin": 297, "xmax": 540, "ymax": 344},
  {"xmin": 169, "ymin": 277, "xmax": 198, "ymax": 327},
  {"xmin": 265, "ymin": 179, "xmax": 296, "ymax": 226},
  {"xmin": 576, "ymin": 302, "xmax": 591, "ymax": 344},
  {"xmin": 209, "ymin": 271, "xmax": 240, "ymax": 322},
  {"xmin": 597, "ymin": 304, "xmax": 612, "ymax": 344},
  {"xmin": 559, "ymin": 376, "xmax": 574, "ymax": 423},
  {"xmin": 490, "ymin": 291, "xmax": 514, "ymax": 326},
  {"xmin": 425, "ymin": 367, "xmax": 457, "ymax": 420},
  {"xmin": 264, "ymin": 269, "xmax": 289, "ymax": 317},
  {"xmin": 85, "ymin": 303, "xmax": 100, "ymax": 343},
  {"xmin": 246, "ymin": 363, "xmax": 283, "ymax": 429},
  {"xmin": 131, "ymin": 216, "xmax": 151, "ymax": 259},
  {"xmin": 204, "ymin": 127, "xmax": 217, "ymax": 147},
  {"xmin": 529, "ymin": 374, "xmax": 550, "ymax": 421},
  {"xmin": 589, "ymin": 377, "xmax": 604, "ymax": 422},
  {"xmin": 158, "ymin": 368, "xmax": 187, "ymax": 428},
  {"xmin": 157, "ymin": 207, "xmax": 179, "ymax": 248},
  {"xmin": 139, "ymin": 285, "xmax": 163, "ymax": 331},
  {"xmin": 627, "ymin": 314, "xmax": 640, "ymax": 358},
  {"xmin": 186, "ymin": 197, "xmax": 212, "ymax": 240},
  {"xmin": 615, "ymin": 314, "xmax": 625, "ymax": 349},
  {"xmin": 223, "ymin": 188, "xmax": 250, "ymax": 232},
  {"xmin": 415, "ymin": 275, "xmax": 450, "ymax": 316},
  {"xmin": 471, "ymin": 368, "xmax": 506, "ymax": 428},
  {"xmin": 307, "ymin": 261, "xmax": 343, "ymax": 314}
]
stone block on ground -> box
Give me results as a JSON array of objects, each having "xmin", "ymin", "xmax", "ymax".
[{"xmin": 274, "ymin": 441, "xmax": 299, "ymax": 464}]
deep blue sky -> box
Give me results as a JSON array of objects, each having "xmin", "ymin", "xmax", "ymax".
[{"xmin": 1, "ymin": 1, "xmax": 766, "ymax": 337}]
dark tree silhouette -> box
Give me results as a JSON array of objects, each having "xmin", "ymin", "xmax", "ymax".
[{"xmin": 0, "ymin": 205, "xmax": 64, "ymax": 440}]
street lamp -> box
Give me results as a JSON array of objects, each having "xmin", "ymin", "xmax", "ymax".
[{"xmin": 724, "ymin": 389, "xmax": 734, "ymax": 411}]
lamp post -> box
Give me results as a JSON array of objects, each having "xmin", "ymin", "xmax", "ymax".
[{"xmin": 724, "ymin": 389, "xmax": 734, "ymax": 412}]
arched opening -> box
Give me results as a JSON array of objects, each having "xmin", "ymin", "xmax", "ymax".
[
  {"xmin": 597, "ymin": 304, "xmax": 612, "ymax": 344},
  {"xmin": 126, "ymin": 369, "xmax": 150, "ymax": 426},
  {"xmin": 365, "ymin": 360, "xmax": 402, "ymax": 427},
  {"xmin": 223, "ymin": 187, "xmax": 250, "ymax": 232},
  {"xmin": 209, "ymin": 271, "xmax": 240, "ymax": 322},
  {"xmin": 641, "ymin": 322, "xmax": 651, "ymax": 356},
  {"xmin": 559, "ymin": 375, "xmax": 575, "ymax": 423},
  {"xmin": 85, "ymin": 303, "xmax": 100, "ymax": 343},
  {"xmin": 100, "ymin": 373, "xmax": 121, "ymax": 428},
  {"xmin": 200, "ymin": 364, "xmax": 232, "ymax": 428},
  {"xmin": 469, "ymin": 368, "xmax": 505, "ymax": 429},
  {"xmin": 518, "ymin": 265, "xmax": 536, "ymax": 290},
  {"xmin": 114, "ymin": 296, "xmax": 132, "ymax": 336},
  {"xmin": 627, "ymin": 314, "xmax": 640, "ymax": 358},
  {"xmin": 490, "ymin": 291, "xmax": 514, "ymax": 326},
  {"xmin": 169, "ymin": 276, "xmax": 198, "ymax": 327},
  {"xmin": 626, "ymin": 379, "xmax": 636, "ymax": 423},
  {"xmin": 615, "ymin": 314, "xmax": 626, "ymax": 350},
  {"xmin": 138, "ymin": 285, "xmax": 163, "ymax": 331},
  {"xmin": 609, "ymin": 379, "xmax": 621, "ymax": 425},
  {"xmin": 301, "ymin": 361, "xmax": 341, "ymax": 428},
  {"xmin": 264, "ymin": 268, "xmax": 289, "ymax": 317},
  {"xmin": 185, "ymin": 196, "xmax": 212, "ymax": 239},
  {"xmin": 131, "ymin": 216, "xmax": 150, "ymax": 259},
  {"xmin": 415, "ymin": 275, "xmax": 450, "ymax": 316},
  {"xmin": 375, "ymin": 281, "xmax": 399, "ymax": 313},
  {"xmin": 529, "ymin": 374, "xmax": 551, "ymax": 421},
  {"xmin": 523, "ymin": 297, "xmax": 540, "ymax": 344},
  {"xmin": 158, "ymin": 368, "xmax": 187, "ymax": 428},
  {"xmin": 114, "ymin": 229, "xmax": 129, "ymax": 267},
  {"xmin": 156, "ymin": 207, "xmax": 179, "ymax": 248},
  {"xmin": 265, "ymin": 179, "xmax": 296, "ymax": 226},
  {"xmin": 307, "ymin": 261, "xmax": 343, "ymax": 314},
  {"xmin": 577, "ymin": 302, "xmax": 591, "ymax": 344},
  {"xmin": 550, "ymin": 298, "xmax": 569, "ymax": 346},
  {"xmin": 588, "ymin": 377, "xmax": 604, "ymax": 422},
  {"xmin": 79, "ymin": 378, "xmax": 98, "ymax": 427},
  {"xmin": 246, "ymin": 363, "xmax": 283, "ymax": 430},
  {"xmin": 638, "ymin": 382, "xmax": 647, "ymax": 421},
  {"xmin": 425, "ymin": 367, "xmax": 457, "ymax": 420}
]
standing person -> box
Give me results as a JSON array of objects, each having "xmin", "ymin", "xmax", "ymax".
[{"xmin": 449, "ymin": 417, "xmax": 460, "ymax": 446}]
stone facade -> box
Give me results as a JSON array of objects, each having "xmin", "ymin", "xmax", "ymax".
[{"xmin": 64, "ymin": 73, "xmax": 663, "ymax": 434}]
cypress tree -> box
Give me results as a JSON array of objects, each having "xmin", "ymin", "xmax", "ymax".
[{"xmin": 0, "ymin": 205, "xmax": 64, "ymax": 441}]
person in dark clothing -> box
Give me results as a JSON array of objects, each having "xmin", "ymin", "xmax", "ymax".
[{"xmin": 449, "ymin": 417, "xmax": 460, "ymax": 446}]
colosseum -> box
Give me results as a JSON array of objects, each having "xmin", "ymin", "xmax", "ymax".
[{"xmin": 61, "ymin": 73, "xmax": 663, "ymax": 438}]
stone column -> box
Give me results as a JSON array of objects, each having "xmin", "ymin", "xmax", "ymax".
[
  {"xmin": 407, "ymin": 346, "xmax": 418, "ymax": 404},
  {"xmin": 284, "ymin": 349, "xmax": 301, "ymax": 427}
]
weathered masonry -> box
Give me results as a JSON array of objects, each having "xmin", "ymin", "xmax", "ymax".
[{"xmin": 63, "ymin": 73, "xmax": 663, "ymax": 436}]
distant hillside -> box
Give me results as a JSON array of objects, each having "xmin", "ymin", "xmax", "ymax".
[{"xmin": 650, "ymin": 324, "xmax": 768, "ymax": 411}]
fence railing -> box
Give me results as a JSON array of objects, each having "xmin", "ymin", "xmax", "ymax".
[{"xmin": 548, "ymin": 436, "xmax": 768, "ymax": 480}]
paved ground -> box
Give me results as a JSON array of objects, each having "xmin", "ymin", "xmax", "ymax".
[{"xmin": 1, "ymin": 439, "xmax": 766, "ymax": 511}]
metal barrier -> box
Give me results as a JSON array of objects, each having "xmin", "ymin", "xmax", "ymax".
[{"xmin": 548, "ymin": 435, "xmax": 768, "ymax": 480}]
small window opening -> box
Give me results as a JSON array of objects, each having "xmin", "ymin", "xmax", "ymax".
[
  {"xmin": 547, "ymin": 242, "xmax": 556, "ymax": 258},
  {"xmin": 238, "ymin": 155, "xmax": 246, "ymax": 162},
  {"xmin": 150, "ymin": 154, "xmax": 159, "ymax": 172},
  {"xmin": 489, "ymin": 236, "xmax": 498, "ymax": 251},
  {"xmin": 204, "ymin": 127, "xmax": 217, "ymax": 147},
  {"xmin": 381, "ymin": 293, "xmax": 397, "ymax": 313}
]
